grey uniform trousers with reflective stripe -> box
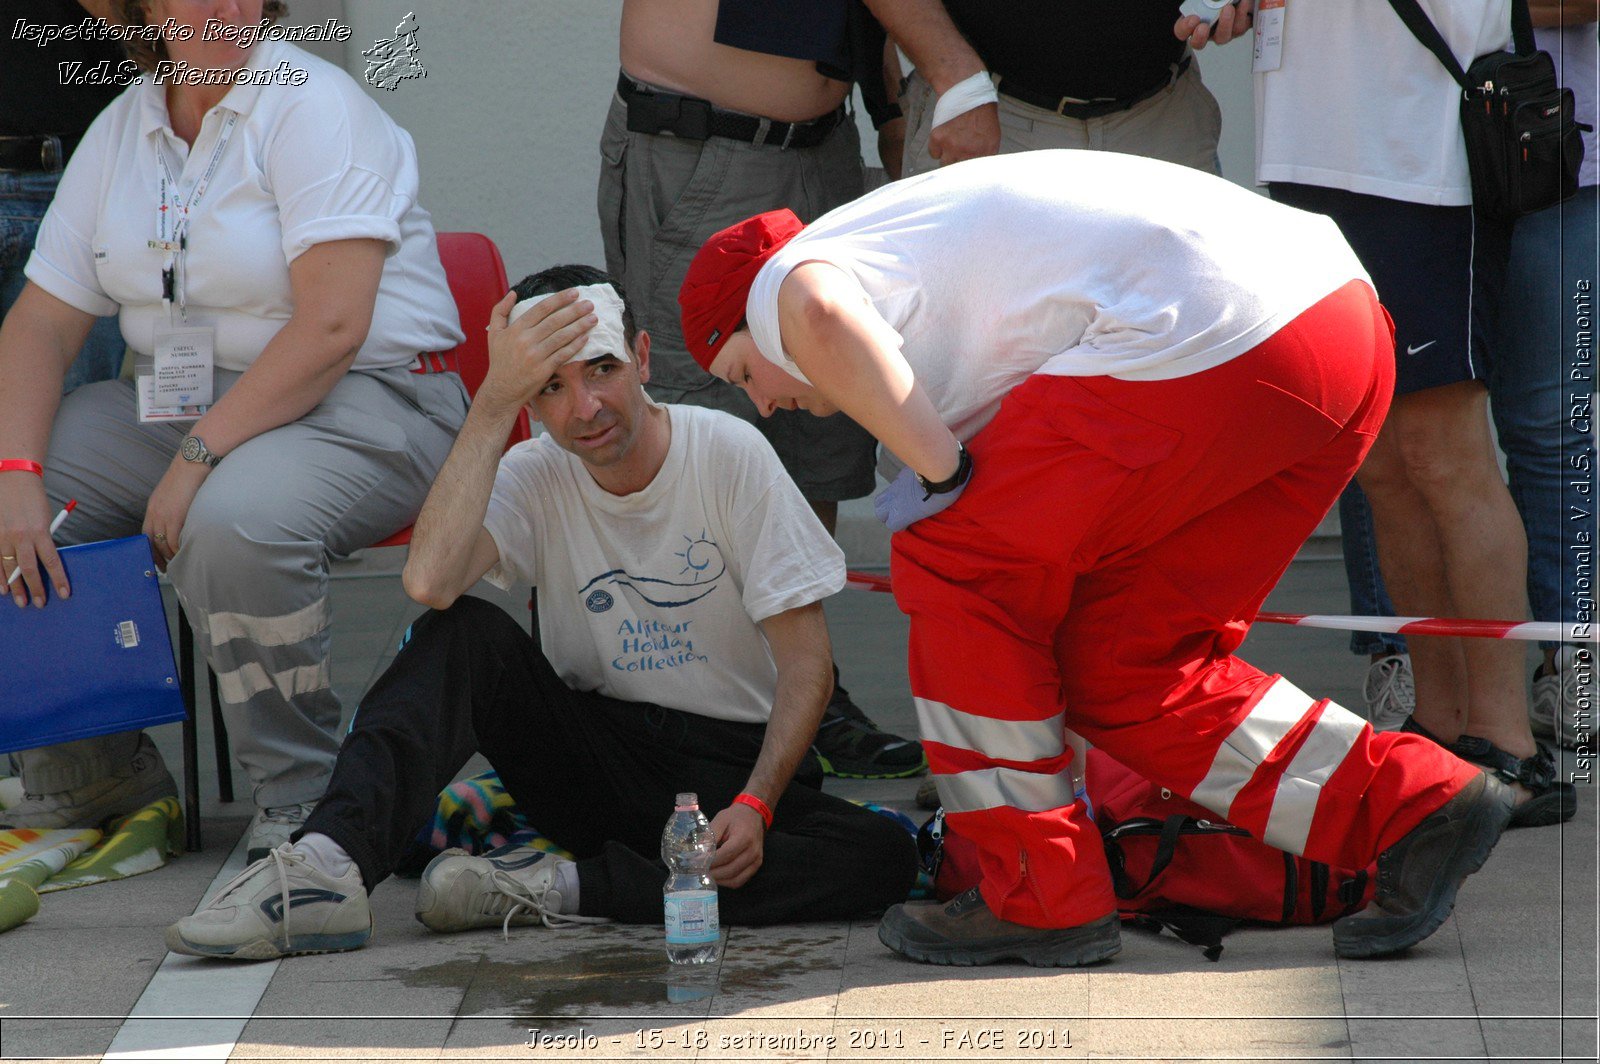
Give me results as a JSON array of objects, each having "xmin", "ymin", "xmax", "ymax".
[{"xmin": 16, "ymin": 366, "xmax": 467, "ymax": 808}]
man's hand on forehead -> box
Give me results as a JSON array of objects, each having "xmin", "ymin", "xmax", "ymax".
[{"xmin": 480, "ymin": 288, "xmax": 599, "ymax": 410}]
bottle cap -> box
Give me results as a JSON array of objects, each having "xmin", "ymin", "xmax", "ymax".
[{"xmin": 674, "ymin": 792, "xmax": 699, "ymax": 811}]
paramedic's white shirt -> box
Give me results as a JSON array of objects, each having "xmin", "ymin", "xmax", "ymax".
[
  {"xmin": 482, "ymin": 406, "xmax": 846, "ymax": 724},
  {"xmin": 27, "ymin": 40, "xmax": 463, "ymax": 370},
  {"xmin": 1254, "ymin": 0, "xmax": 1511, "ymax": 206},
  {"xmin": 747, "ymin": 150, "xmax": 1366, "ymax": 458}
]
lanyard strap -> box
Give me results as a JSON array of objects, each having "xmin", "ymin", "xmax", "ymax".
[{"xmin": 154, "ymin": 112, "xmax": 238, "ymax": 320}]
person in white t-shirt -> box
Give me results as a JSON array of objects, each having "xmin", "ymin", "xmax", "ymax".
[
  {"xmin": 165, "ymin": 265, "xmax": 918, "ymax": 960},
  {"xmin": 0, "ymin": 1, "xmax": 467, "ymax": 857},
  {"xmin": 680, "ymin": 150, "xmax": 1513, "ymax": 967},
  {"xmin": 1181, "ymin": 2, "xmax": 1575, "ymax": 830}
]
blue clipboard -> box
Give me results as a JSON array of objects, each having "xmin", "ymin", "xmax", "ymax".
[{"xmin": 0, "ymin": 535, "xmax": 186, "ymax": 754}]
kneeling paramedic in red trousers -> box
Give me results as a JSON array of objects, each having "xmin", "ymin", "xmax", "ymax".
[{"xmin": 679, "ymin": 150, "xmax": 1514, "ymax": 966}]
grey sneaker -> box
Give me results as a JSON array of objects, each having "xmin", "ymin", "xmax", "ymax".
[
  {"xmin": 166, "ymin": 843, "xmax": 370, "ymax": 960},
  {"xmin": 1362, "ymin": 653, "xmax": 1416, "ymax": 732},
  {"xmin": 0, "ymin": 734, "xmax": 177, "ymax": 830},
  {"xmin": 415, "ymin": 842, "xmax": 610, "ymax": 937},
  {"xmin": 878, "ymin": 886, "xmax": 1121, "ymax": 967},
  {"xmin": 1530, "ymin": 645, "xmax": 1591, "ymax": 750},
  {"xmin": 1332, "ymin": 772, "xmax": 1514, "ymax": 959},
  {"xmin": 247, "ymin": 802, "xmax": 317, "ymax": 863}
]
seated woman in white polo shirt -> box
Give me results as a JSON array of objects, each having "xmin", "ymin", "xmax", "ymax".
[{"xmin": 0, "ymin": 0, "xmax": 468, "ymax": 859}]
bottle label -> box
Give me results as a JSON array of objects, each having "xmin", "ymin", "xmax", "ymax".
[{"xmin": 664, "ymin": 889, "xmax": 720, "ymax": 945}]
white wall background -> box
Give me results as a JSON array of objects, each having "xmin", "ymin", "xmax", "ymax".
[{"xmin": 285, "ymin": 1, "xmax": 1260, "ymax": 282}]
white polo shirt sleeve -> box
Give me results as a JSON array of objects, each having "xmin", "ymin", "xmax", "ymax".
[
  {"xmin": 264, "ymin": 88, "xmax": 409, "ymax": 261},
  {"xmin": 25, "ymin": 41, "xmax": 460, "ymax": 373},
  {"xmin": 25, "ymin": 108, "xmax": 120, "ymax": 318}
]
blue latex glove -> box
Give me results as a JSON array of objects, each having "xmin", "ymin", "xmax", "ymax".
[{"xmin": 873, "ymin": 462, "xmax": 971, "ymax": 533}]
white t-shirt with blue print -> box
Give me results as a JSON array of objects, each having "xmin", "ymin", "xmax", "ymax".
[{"xmin": 482, "ymin": 405, "xmax": 845, "ymax": 723}]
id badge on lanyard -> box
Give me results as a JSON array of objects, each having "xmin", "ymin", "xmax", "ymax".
[
  {"xmin": 140, "ymin": 113, "xmax": 235, "ymax": 422},
  {"xmin": 1253, "ymin": 0, "xmax": 1286, "ymax": 73}
]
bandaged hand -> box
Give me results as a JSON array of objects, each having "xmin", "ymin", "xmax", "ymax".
[
  {"xmin": 928, "ymin": 70, "xmax": 1001, "ymax": 166},
  {"xmin": 873, "ymin": 461, "xmax": 972, "ymax": 533}
]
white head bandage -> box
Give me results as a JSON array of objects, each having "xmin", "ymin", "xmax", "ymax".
[{"xmin": 509, "ymin": 282, "xmax": 630, "ymax": 364}]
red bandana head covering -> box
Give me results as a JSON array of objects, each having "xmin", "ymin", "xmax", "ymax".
[{"xmin": 679, "ymin": 209, "xmax": 804, "ymax": 373}]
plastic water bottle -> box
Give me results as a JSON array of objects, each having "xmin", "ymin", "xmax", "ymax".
[{"xmin": 661, "ymin": 792, "xmax": 720, "ymax": 964}]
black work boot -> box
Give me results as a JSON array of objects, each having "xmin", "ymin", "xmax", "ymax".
[
  {"xmin": 878, "ymin": 886, "xmax": 1121, "ymax": 967},
  {"xmin": 1332, "ymin": 772, "xmax": 1514, "ymax": 959},
  {"xmin": 812, "ymin": 665, "xmax": 927, "ymax": 779}
]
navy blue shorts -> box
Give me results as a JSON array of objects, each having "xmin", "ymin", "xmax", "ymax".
[{"xmin": 1269, "ymin": 183, "xmax": 1512, "ymax": 396}]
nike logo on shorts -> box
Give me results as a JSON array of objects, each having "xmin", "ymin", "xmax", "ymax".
[{"xmin": 1405, "ymin": 340, "xmax": 1438, "ymax": 355}]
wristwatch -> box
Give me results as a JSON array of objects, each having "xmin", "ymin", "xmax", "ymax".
[
  {"xmin": 916, "ymin": 442, "xmax": 972, "ymax": 496},
  {"xmin": 180, "ymin": 434, "xmax": 222, "ymax": 468}
]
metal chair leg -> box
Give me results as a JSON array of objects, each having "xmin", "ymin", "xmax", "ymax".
[
  {"xmin": 177, "ymin": 604, "xmax": 201, "ymax": 852},
  {"xmin": 207, "ymin": 666, "xmax": 233, "ymax": 803}
]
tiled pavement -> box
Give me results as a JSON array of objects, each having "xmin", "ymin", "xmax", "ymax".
[{"xmin": 1, "ymin": 548, "xmax": 1594, "ymax": 1062}]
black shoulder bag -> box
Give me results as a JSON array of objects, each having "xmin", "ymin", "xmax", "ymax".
[{"xmin": 1388, "ymin": 0, "xmax": 1588, "ymax": 221}]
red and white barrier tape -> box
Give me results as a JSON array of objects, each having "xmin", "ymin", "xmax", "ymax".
[
  {"xmin": 843, "ymin": 570, "xmax": 1595, "ymax": 644},
  {"xmin": 844, "ymin": 570, "xmax": 892, "ymax": 594},
  {"xmin": 1253, "ymin": 612, "xmax": 1593, "ymax": 643}
]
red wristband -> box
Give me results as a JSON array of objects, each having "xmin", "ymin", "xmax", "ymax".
[
  {"xmin": 0, "ymin": 460, "xmax": 43, "ymax": 477},
  {"xmin": 733, "ymin": 792, "xmax": 773, "ymax": 830}
]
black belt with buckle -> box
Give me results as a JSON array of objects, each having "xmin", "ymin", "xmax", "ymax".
[
  {"xmin": 617, "ymin": 73, "xmax": 845, "ymax": 150},
  {"xmin": 0, "ymin": 134, "xmax": 78, "ymax": 174},
  {"xmin": 997, "ymin": 55, "xmax": 1192, "ymax": 121}
]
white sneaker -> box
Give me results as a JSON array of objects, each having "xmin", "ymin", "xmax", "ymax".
[
  {"xmin": 1531, "ymin": 645, "xmax": 1592, "ymax": 750},
  {"xmin": 415, "ymin": 842, "xmax": 610, "ymax": 938},
  {"xmin": 0, "ymin": 734, "xmax": 177, "ymax": 830},
  {"xmin": 166, "ymin": 843, "xmax": 370, "ymax": 960},
  {"xmin": 1363, "ymin": 653, "xmax": 1416, "ymax": 732},
  {"xmin": 247, "ymin": 802, "xmax": 317, "ymax": 862}
]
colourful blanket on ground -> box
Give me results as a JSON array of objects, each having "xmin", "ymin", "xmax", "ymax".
[
  {"xmin": 0, "ymin": 789, "xmax": 183, "ymax": 933},
  {"xmin": 405, "ymin": 770, "xmax": 933, "ymax": 898}
]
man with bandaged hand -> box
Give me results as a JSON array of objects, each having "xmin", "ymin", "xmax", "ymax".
[{"xmin": 165, "ymin": 264, "xmax": 916, "ymax": 961}]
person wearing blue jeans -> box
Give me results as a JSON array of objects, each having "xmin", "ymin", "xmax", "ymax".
[
  {"xmin": 1491, "ymin": 181, "xmax": 1597, "ymax": 749},
  {"xmin": 0, "ymin": 171, "xmax": 125, "ymax": 392}
]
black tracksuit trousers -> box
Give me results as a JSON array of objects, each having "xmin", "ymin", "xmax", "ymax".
[{"xmin": 300, "ymin": 596, "xmax": 918, "ymax": 924}]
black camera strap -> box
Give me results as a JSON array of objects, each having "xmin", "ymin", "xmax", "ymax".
[{"xmin": 1386, "ymin": 0, "xmax": 1538, "ymax": 90}]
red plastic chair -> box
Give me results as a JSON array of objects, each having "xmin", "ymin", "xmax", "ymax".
[
  {"xmin": 177, "ymin": 232, "xmax": 528, "ymax": 850},
  {"xmin": 369, "ymin": 232, "xmax": 530, "ymax": 547}
]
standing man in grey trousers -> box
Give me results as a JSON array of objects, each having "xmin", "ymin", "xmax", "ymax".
[{"xmin": 600, "ymin": 0, "xmax": 998, "ymax": 779}]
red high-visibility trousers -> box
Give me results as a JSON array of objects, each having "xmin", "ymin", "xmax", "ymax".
[{"xmin": 892, "ymin": 280, "xmax": 1479, "ymax": 929}]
